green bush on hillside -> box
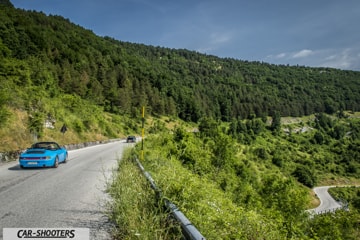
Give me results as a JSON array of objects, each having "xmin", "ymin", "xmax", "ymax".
[{"xmin": 292, "ymin": 165, "xmax": 317, "ymax": 188}]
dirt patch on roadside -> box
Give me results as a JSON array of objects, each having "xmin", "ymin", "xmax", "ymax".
[{"xmin": 308, "ymin": 188, "xmax": 320, "ymax": 209}]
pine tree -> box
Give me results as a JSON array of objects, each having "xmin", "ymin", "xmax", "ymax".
[
  {"xmin": 0, "ymin": 0, "xmax": 14, "ymax": 7},
  {"xmin": 270, "ymin": 111, "xmax": 281, "ymax": 133}
]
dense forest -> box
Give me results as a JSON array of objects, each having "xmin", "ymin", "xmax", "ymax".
[{"xmin": 1, "ymin": 0, "xmax": 360, "ymax": 129}]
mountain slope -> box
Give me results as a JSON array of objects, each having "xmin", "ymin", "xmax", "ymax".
[{"xmin": 1, "ymin": 2, "xmax": 360, "ymax": 150}]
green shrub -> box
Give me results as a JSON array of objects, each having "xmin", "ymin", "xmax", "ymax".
[{"xmin": 292, "ymin": 165, "xmax": 316, "ymax": 188}]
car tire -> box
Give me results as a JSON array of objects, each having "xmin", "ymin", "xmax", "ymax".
[
  {"xmin": 53, "ymin": 156, "xmax": 59, "ymax": 168},
  {"xmin": 63, "ymin": 153, "xmax": 68, "ymax": 163}
]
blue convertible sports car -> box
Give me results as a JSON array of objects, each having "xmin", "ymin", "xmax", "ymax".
[{"xmin": 19, "ymin": 142, "xmax": 68, "ymax": 168}]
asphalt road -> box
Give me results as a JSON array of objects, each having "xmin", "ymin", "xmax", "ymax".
[
  {"xmin": 309, "ymin": 186, "xmax": 342, "ymax": 214},
  {"xmin": 0, "ymin": 141, "xmax": 129, "ymax": 239}
]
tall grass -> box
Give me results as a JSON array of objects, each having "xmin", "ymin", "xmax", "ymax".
[
  {"xmin": 108, "ymin": 148, "xmax": 182, "ymax": 239},
  {"xmin": 137, "ymin": 134, "xmax": 290, "ymax": 239},
  {"xmin": 0, "ymin": 106, "xmax": 134, "ymax": 152}
]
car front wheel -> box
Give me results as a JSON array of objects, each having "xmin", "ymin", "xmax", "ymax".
[{"xmin": 53, "ymin": 156, "xmax": 59, "ymax": 168}]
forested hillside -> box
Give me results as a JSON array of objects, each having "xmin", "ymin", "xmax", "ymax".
[{"xmin": 1, "ymin": 1, "xmax": 360, "ymax": 131}]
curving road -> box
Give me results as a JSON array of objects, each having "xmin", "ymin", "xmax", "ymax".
[
  {"xmin": 308, "ymin": 186, "xmax": 342, "ymax": 215},
  {"xmin": 0, "ymin": 141, "xmax": 130, "ymax": 239}
]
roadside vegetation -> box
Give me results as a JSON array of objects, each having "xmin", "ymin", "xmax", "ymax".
[
  {"xmin": 329, "ymin": 186, "xmax": 360, "ymax": 211},
  {"xmin": 124, "ymin": 113, "xmax": 360, "ymax": 239},
  {"xmin": 0, "ymin": 102, "xmax": 139, "ymax": 152},
  {"xmin": 108, "ymin": 148, "xmax": 182, "ymax": 239}
]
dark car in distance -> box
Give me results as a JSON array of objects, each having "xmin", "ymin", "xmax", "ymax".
[{"xmin": 126, "ymin": 136, "xmax": 136, "ymax": 143}]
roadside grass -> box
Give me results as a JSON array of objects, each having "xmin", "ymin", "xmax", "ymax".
[
  {"xmin": 108, "ymin": 148, "xmax": 182, "ymax": 240},
  {"xmin": 308, "ymin": 188, "xmax": 321, "ymax": 209},
  {"xmin": 0, "ymin": 108, "xmax": 129, "ymax": 152},
  {"xmin": 137, "ymin": 134, "xmax": 292, "ymax": 239},
  {"xmin": 317, "ymin": 174, "xmax": 360, "ymax": 186},
  {"xmin": 0, "ymin": 108, "xmax": 29, "ymax": 151}
]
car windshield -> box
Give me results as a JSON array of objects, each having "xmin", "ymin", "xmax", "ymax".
[{"xmin": 32, "ymin": 142, "xmax": 59, "ymax": 150}]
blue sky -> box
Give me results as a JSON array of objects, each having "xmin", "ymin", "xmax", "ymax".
[{"xmin": 11, "ymin": 0, "xmax": 360, "ymax": 71}]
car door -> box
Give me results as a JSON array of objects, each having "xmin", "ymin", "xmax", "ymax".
[{"xmin": 54, "ymin": 144, "xmax": 65, "ymax": 161}]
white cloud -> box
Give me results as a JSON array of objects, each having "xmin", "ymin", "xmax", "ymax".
[
  {"xmin": 319, "ymin": 48, "xmax": 354, "ymax": 70},
  {"xmin": 265, "ymin": 53, "xmax": 286, "ymax": 60},
  {"xmin": 275, "ymin": 53, "xmax": 286, "ymax": 59},
  {"xmin": 325, "ymin": 55, "xmax": 336, "ymax": 61},
  {"xmin": 196, "ymin": 31, "xmax": 233, "ymax": 54},
  {"xmin": 265, "ymin": 47, "xmax": 360, "ymax": 71},
  {"xmin": 292, "ymin": 49, "xmax": 313, "ymax": 58},
  {"xmin": 210, "ymin": 32, "xmax": 232, "ymax": 44}
]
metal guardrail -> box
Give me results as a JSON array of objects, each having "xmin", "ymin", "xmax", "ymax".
[
  {"xmin": 134, "ymin": 157, "xmax": 206, "ymax": 240},
  {"xmin": 306, "ymin": 199, "xmax": 349, "ymax": 218},
  {"xmin": 315, "ymin": 206, "xmax": 344, "ymax": 215}
]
